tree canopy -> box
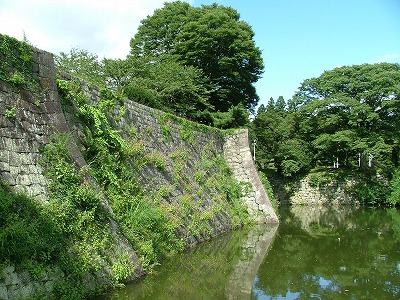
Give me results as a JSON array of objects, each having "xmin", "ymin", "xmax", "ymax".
[
  {"xmin": 130, "ymin": 1, "xmax": 264, "ymax": 113},
  {"xmin": 252, "ymin": 63, "xmax": 400, "ymax": 204},
  {"xmin": 294, "ymin": 63, "xmax": 400, "ymax": 172}
]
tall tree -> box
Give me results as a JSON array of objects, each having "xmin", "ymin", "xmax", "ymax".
[
  {"xmin": 252, "ymin": 100, "xmax": 307, "ymax": 175},
  {"xmin": 55, "ymin": 48, "xmax": 105, "ymax": 87},
  {"xmin": 295, "ymin": 63, "xmax": 400, "ymax": 174},
  {"xmin": 130, "ymin": 1, "xmax": 264, "ymax": 113},
  {"xmin": 106, "ymin": 55, "xmax": 212, "ymax": 118},
  {"xmin": 275, "ymin": 96, "xmax": 286, "ymax": 112}
]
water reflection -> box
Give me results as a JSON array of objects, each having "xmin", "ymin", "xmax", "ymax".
[
  {"xmin": 96, "ymin": 206, "xmax": 400, "ymax": 300},
  {"xmin": 96, "ymin": 224, "xmax": 278, "ymax": 300},
  {"xmin": 252, "ymin": 206, "xmax": 400, "ymax": 300},
  {"xmin": 225, "ymin": 225, "xmax": 278, "ymax": 300}
]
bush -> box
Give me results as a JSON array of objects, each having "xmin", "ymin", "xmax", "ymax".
[
  {"xmin": 388, "ymin": 168, "xmax": 400, "ymax": 205},
  {"xmin": 0, "ymin": 182, "xmax": 64, "ymax": 276}
]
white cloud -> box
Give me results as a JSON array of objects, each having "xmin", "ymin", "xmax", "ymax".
[
  {"xmin": 0, "ymin": 0, "xmax": 192, "ymax": 59},
  {"xmin": 373, "ymin": 53, "xmax": 400, "ymax": 63}
]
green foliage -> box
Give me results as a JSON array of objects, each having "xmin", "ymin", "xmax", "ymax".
[
  {"xmin": 349, "ymin": 175, "xmax": 390, "ymax": 206},
  {"xmin": 252, "ymin": 96, "xmax": 299, "ymax": 172},
  {"xmin": 56, "ymin": 78, "xmax": 183, "ymax": 270},
  {"xmin": 179, "ymin": 123, "xmax": 196, "ymax": 143},
  {"xmin": 0, "ymin": 133, "xmax": 133, "ymax": 299},
  {"xmin": 253, "ymin": 63, "xmax": 400, "ymax": 205},
  {"xmin": 308, "ymin": 170, "xmax": 338, "ymax": 188},
  {"xmin": 212, "ymin": 104, "xmax": 250, "ymax": 129},
  {"xmin": 40, "ymin": 134, "xmax": 114, "ymax": 279},
  {"xmin": 156, "ymin": 111, "xmax": 172, "ymax": 141},
  {"xmin": 130, "ymin": 1, "xmax": 264, "ymax": 113},
  {"xmin": 295, "ymin": 63, "xmax": 400, "ymax": 175},
  {"xmin": 388, "ymin": 168, "xmax": 400, "ymax": 205},
  {"xmin": 145, "ymin": 150, "xmax": 167, "ymax": 171},
  {"xmin": 55, "ymin": 47, "xmax": 105, "ymax": 87},
  {"xmin": 5, "ymin": 106, "xmax": 17, "ymax": 119},
  {"xmin": 0, "ymin": 34, "xmax": 38, "ymax": 90},
  {"xmin": 0, "ymin": 182, "xmax": 64, "ymax": 273},
  {"xmin": 275, "ymin": 138, "xmax": 312, "ymax": 177},
  {"xmin": 111, "ymin": 254, "xmax": 135, "ymax": 286}
]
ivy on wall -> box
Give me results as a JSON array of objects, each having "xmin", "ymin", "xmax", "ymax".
[
  {"xmin": 56, "ymin": 78, "xmax": 251, "ymax": 269},
  {"xmin": 0, "ymin": 34, "xmax": 38, "ymax": 90}
]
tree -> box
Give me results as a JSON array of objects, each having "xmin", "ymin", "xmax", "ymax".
[
  {"xmin": 110, "ymin": 55, "xmax": 213, "ymax": 118},
  {"xmin": 130, "ymin": 1, "xmax": 264, "ymax": 113},
  {"xmin": 212, "ymin": 103, "xmax": 249, "ymax": 129},
  {"xmin": 55, "ymin": 48, "xmax": 105, "ymax": 87},
  {"xmin": 389, "ymin": 168, "xmax": 400, "ymax": 205},
  {"xmin": 275, "ymin": 138, "xmax": 312, "ymax": 177},
  {"xmin": 252, "ymin": 97, "xmax": 307, "ymax": 175},
  {"xmin": 294, "ymin": 63, "xmax": 400, "ymax": 174},
  {"xmin": 55, "ymin": 47, "xmax": 212, "ymax": 119},
  {"xmin": 275, "ymin": 96, "xmax": 286, "ymax": 112}
]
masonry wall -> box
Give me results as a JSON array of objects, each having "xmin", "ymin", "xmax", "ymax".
[
  {"xmin": 0, "ymin": 44, "xmax": 142, "ymax": 300},
  {"xmin": 0, "ymin": 40, "xmax": 277, "ymax": 299},
  {"xmin": 224, "ymin": 129, "xmax": 278, "ymax": 223},
  {"xmin": 270, "ymin": 174, "xmax": 360, "ymax": 206},
  {"xmin": 57, "ymin": 72, "xmax": 278, "ymax": 240}
]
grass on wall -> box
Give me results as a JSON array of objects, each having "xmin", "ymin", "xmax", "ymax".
[
  {"xmin": 57, "ymin": 79, "xmax": 185, "ymax": 270},
  {"xmin": 0, "ymin": 76, "xmax": 254, "ymax": 299},
  {"xmin": 56, "ymin": 77, "xmax": 252, "ymax": 265},
  {"xmin": 0, "ymin": 34, "xmax": 38, "ymax": 90}
]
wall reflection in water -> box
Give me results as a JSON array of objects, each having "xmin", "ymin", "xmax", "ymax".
[
  {"xmin": 225, "ymin": 224, "xmax": 278, "ymax": 300},
  {"xmin": 96, "ymin": 224, "xmax": 278, "ymax": 300}
]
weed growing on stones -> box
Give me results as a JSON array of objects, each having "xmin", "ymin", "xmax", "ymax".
[{"xmin": 56, "ymin": 78, "xmax": 182, "ymax": 271}]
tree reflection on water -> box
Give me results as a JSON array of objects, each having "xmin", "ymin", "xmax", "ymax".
[
  {"xmin": 96, "ymin": 206, "xmax": 400, "ymax": 300},
  {"xmin": 253, "ymin": 206, "xmax": 400, "ymax": 300}
]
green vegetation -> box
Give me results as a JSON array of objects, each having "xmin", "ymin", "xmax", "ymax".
[
  {"xmin": 57, "ymin": 78, "xmax": 183, "ymax": 270},
  {"xmin": 0, "ymin": 181, "xmax": 64, "ymax": 279},
  {"xmin": 55, "ymin": 77, "xmax": 251, "ymax": 273},
  {"xmin": 0, "ymin": 75, "xmax": 252, "ymax": 299},
  {"xmin": 0, "ymin": 133, "xmax": 135, "ymax": 299},
  {"xmin": 39, "ymin": 134, "xmax": 122, "ymax": 298},
  {"xmin": 55, "ymin": 2, "xmax": 262, "ymax": 126},
  {"xmin": 131, "ymin": 1, "xmax": 263, "ymax": 113},
  {"xmin": 252, "ymin": 63, "xmax": 400, "ymax": 206},
  {"xmin": 0, "ymin": 34, "xmax": 38, "ymax": 90},
  {"xmin": 5, "ymin": 106, "xmax": 17, "ymax": 119},
  {"xmin": 258, "ymin": 171, "xmax": 279, "ymax": 213}
]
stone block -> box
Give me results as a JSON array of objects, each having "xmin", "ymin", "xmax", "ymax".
[
  {"xmin": 0, "ymin": 161, "xmax": 10, "ymax": 172},
  {"xmin": 1, "ymin": 172, "xmax": 15, "ymax": 185},
  {"xmin": 9, "ymin": 152, "xmax": 34, "ymax": 166},
  {"xmin": 3, "ymin": 271, "xmax": 18, "ymax": 287},
  {"xmin": 16, "ymin": 174, "xmax": 33, "ymax": 186},
  {"xmin": 0, "ymin": 283, "xmax": 8, "ymax": 300}
]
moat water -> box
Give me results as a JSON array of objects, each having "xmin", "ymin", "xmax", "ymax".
[{"xmin": 96, "ymin": 206, "xmax": 400, "ymax": 299}]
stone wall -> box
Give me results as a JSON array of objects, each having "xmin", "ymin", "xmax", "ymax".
[
  {"xmin": 0, "ymin": 46, "xmax": 142, "ymax": 300},
  {"xmin": 0, "ymin": 40, "xmax": 278, "ymax": 299},
  {"xmin": 58, "ymin": 74, "xmax": 278, "ymax": 240},
  {"xmin": 289, "ymin": 177, "xmax": 358, "ymax": 205},
  {"xmin": 0, "ymin": 48, "xmax": 59, "ymax": 202},
  {"xmin": 224, "ymin": 129, "xmax": 278, "ymax": 223},
  {"xmin": 270, "ymin": 174, "xmax": 359, "ymax": 205}
]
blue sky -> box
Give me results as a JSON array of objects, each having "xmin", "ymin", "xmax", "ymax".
[
  {"xmin": 1, "ymin": 0, "xmax": 399, "ymax": 108},
  {"xmin": 193, "ymin": 0, "xmax": 400, "ymax": 107}
]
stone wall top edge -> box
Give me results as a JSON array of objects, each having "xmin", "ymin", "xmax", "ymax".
[{"xmin": 56, "ymin": 70, "xmax": 226, "ymax": 141}]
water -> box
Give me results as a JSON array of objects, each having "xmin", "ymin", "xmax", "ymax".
[{"xmin": 95, "ymin": 206, "xmax": 400, "ymax": 300}]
